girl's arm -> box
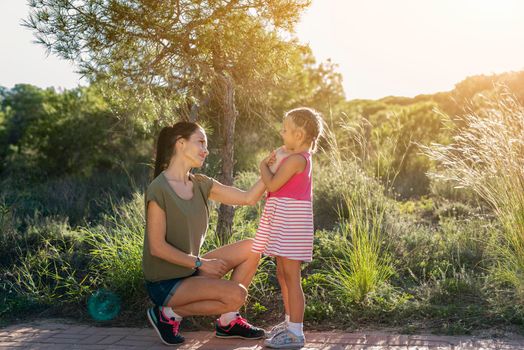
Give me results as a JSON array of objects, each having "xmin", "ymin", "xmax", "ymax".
[
  {"xmin": 260, "ymin": 154, "xmax": 306, "ymax": 192},
  {"xmin": 208, "ymin": 178, "xmax": 266, "ymax": 206},
  {"xmin": 147, "ymin": 201, "xmax": 228, "ymax": 277}
]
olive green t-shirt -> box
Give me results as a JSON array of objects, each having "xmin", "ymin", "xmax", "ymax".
[{"xmin": 142, "ymin": 172, "xmax": 214, "ymax": 282}]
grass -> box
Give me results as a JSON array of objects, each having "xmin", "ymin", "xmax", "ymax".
[
  {"xmin": 423, "ymin": 91, "xmax": 524, "ymax": 308},
  {"xmin": 328, "ymin": 202, "xmax": 394, "ymax": 305}
]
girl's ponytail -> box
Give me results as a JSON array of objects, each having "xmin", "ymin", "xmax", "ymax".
[
  {"xmin": 153, "ymin": 122, "xmax": 202, "ymax": 179},
  {"xmin": 311, "ymin": 136, "xmax": 319, "ymax": 153}
]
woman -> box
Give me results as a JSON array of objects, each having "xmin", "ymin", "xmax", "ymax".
[{"xmin": 144, "ymin": 121, "xmax": 267, "ymax": 345}]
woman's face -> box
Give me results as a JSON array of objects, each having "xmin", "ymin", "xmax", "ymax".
[{"xmin": 179, "ymin": 128, "xmax": 209, "ymax": 167}]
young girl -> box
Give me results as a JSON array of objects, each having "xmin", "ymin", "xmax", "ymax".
[{"xmin": 252, "ymin": 107, "xmax": 323, "ymax": 349}]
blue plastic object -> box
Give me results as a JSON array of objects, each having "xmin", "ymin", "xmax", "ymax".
[{"xmin": 87, "ymin": 289, "xmax": 121, "ymax": 321}]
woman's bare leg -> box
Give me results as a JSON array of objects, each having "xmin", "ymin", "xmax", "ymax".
[
  {"xmin": 201, "ymin": 239, "xmax": 261, "ymax": 288},
  {"xmin": 166, "ymin": 276, "xmax": 247, "ymax": 317}
]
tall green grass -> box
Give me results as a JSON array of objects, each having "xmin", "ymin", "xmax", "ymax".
[
  {"xmin": 81, "ymin": 192, "xmax": 147, "ymax": 304},
  {"xmin": 320, "ymin": 122, "xmax": 396, "ymax": 305},
  {"xmin": 423, "ymin": 91, "xmax": 524, "ymax": 303},
  {"xmin": 330, "ymin": 202, "xmax": 394, "ymax": 304}
]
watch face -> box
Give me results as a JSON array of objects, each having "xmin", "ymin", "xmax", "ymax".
[{"xmin": 196, "ymin": 260, "xmax": 202, "ymax": 268}]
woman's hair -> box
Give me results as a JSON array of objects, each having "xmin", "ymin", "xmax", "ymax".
[
  {"xmin": 153, "ymin": 121, "xmax": 203, "ymax": 178},
  {"xmin": 285, "ymin": 107, "xmax": 324, "ymax": 152}
]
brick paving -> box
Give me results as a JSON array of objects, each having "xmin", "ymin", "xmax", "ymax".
[{"xmin": 1, "ymin": 320, "xmax": 523, "ymax": 349}]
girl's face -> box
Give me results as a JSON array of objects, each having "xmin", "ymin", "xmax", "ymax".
[
  {"xmin": 280, "ymin": 116, "xmax": 303, "ymax": 150},
  {"xmin": 178, "ymin": 128, "xmax": 209, "ymax": 167}
]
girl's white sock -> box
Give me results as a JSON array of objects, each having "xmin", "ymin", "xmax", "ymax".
[
  {"xmin": 219, "ymin": 311, "xmax": 239, "ymax": 326},
  {"xmin": 285, "ymin": 314, "xmax": 290, "ymax": 323},
  {"xmin": 287, "ymin": 321, "xmax": 304, "ymax": 337},
  {"xmin": 161, "ymin": 306, "xmax": 183, "ymax": 321}
]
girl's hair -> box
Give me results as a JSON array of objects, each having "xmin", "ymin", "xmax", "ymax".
[
  {"xmin": 153, "ymin": 121, "xmax": 203, "ymax": 178},
  {"xmin": 285, "ymin": 107, "xmax": 324, "ymax": 152}
]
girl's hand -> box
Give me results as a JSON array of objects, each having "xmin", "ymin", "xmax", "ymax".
[
  {"xmin": 198, "ymin": 257, "xmax": 228, "ymax": 278},
  {"xmin": 261, "ymin": 150, "xmax": 276, "ymax": 168},
  {"xmin": 269, "ymin": 146, "xmax": 289, "ymax": 173},
  {"xmin": 266, "ymin": 150, "xmax": 277, "ymax": 167}
]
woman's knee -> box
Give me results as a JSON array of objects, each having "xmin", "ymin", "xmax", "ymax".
[
  {"xmin": 225, "ymin": 283, "xmax": 248, "ymax": 309},
  {"xmin": 239, "ymin": 238, "xmax": 254, "ymax": 251}
]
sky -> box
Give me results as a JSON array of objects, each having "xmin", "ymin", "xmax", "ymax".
[{"xmin": 1, "ymin": 0, "xmax": 524, "ymax": 100}]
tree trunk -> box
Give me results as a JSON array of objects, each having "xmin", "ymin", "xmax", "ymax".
[{"xmin": 215, "ymin": 73, "xmax": 237, "ymax": 244}]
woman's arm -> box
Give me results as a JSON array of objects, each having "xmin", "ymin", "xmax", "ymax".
[
  {"xmin": 260, "ymin": 154, "xmax": 306, "ymax": 192},
  {"xmin": 208, "ymin": 178, "xmax": 266, "ymax": 206},
  {"xmin": 147, "ymin": 201, "xmax": 228, "ymax": 277}
]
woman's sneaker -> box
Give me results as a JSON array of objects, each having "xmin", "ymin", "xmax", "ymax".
[
  {"xmin": 215, "ymin": 314, "xmax": 266, "ymax": 339},
  {"xmin": 264, "ymin": 329, "xmax": 305, "ymax": 349},
  {"xmin": 147, "ymin": 306, "xmax": 185, "ymax": 345},
  {"xmin": 266, "ymin": 321, "xmax": 287, "ymax": 339}
]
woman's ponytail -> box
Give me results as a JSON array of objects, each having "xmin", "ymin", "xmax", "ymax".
[{"xmin": 154, "ymin": 127, "xmax": 175, "ymax": 178}]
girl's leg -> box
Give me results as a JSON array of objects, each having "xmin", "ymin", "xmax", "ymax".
[
  {"xmin": 280, "ymin": 257, "xmax": 304, "ymax": 323},
  {"xmin": 264, "ymin": 257, "xmax": 305, "ymax": 347},
  {"xmin": 276, "ymin": 256, "xmax": 290, "ymax": 318}
]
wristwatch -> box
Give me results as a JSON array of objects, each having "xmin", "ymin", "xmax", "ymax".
[{"xmin": 194, "ymin": 256, "xmax": 202, "ymax": 270}]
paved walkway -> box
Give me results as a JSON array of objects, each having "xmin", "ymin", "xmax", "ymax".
[{"xmin": 1, "ymin": 320, "xmax": 524, "ymax": 349}]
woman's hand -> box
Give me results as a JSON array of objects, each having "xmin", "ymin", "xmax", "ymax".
[{"xmin": 199, "ymin": 257, "xmax": 229, "ymax": 278}]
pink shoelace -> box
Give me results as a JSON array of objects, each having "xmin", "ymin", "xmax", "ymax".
[
  {"xmin": 230, "ymin": 316, "xmax": 251, "ymax": 329},
  {"xmin": 161, "ymin": 310, "xmax": 180, "ymax": 335}
]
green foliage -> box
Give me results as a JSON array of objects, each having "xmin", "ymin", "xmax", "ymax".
[
  {"xmin": 11, "ymin": 239, "xmax": 92, "ymax": 305},
  {"xmin": 7, "ymin": 218, "xmax": 92, "ymax": 305},
  {"xmin": 81, "ymin": 192, "xmax": 147, "ymax": 304},
  {"xmin": 0, "ymin": 84, "xmax": 150, "ymax": 179},
  {"xmin": 0, "ymin": 168, "xmax": 148, "ymax": 226},
  {"xmin": 429, "ymin": 179, "xmax": 482, "ymax": 205},
  {"xmin": 423, "ymin": 92, "xmax": 524, "ymax": 305},
  {"xmin": 327, "ymin": 207, "xmax": 394, "ymax": 305},
  {"xmin": 302, "ymin": 273, "xmax": 334, "ymax": 322},
  {"xmin": 390, "ymin": 216, "xmax": 497, "ymax": 285},
  {"xmin": 1, "ymin": 84, "xmax": 48, "ymax": 147},
  {"xmin": 26, "ymin": 0, "xmax": 313, "ymax": 127}
]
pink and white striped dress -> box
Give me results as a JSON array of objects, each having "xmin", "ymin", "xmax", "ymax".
[{"xmin": 252, "ymin": 152, "xmax": 314, "ymax": 262}]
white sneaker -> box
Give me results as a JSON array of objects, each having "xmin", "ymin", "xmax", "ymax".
[
  {"xmin": 266, "ymin": 321, "xmax": 287, "ymax": 339},
  {"xmin": 264, "ymin": 329, "xmax": 305, "ymax": 349}
]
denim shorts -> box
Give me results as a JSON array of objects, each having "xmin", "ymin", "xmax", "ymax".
[{"xmin": 145, "ymin": 271, "xmax": 197, "ymax": 306}]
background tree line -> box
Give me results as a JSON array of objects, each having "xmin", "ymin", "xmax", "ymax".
[{"xmin": 2, "ymin": 70, "xmax": 523, "ymax": 213}]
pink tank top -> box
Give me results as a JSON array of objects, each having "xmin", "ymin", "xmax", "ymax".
[{"xmin": 268, "ymin": 152, "xmax": 312, "ymax": 201}]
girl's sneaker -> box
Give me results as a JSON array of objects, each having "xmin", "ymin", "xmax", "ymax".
[
  {"xmin": 264, "ymin": 329, "xmax": 305, "ymax": 349},
  {"xmin": 266, "ymin": 321, "xmax": 287, "ymax": 339},
  {"xmin": 147, "ymin": 306, "xmax": 185, "ymax": 345}
]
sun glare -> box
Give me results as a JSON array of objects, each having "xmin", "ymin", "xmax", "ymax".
[{"xmin": 297, "ymin": 0, "xmax": 524, "ymax": 99}]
